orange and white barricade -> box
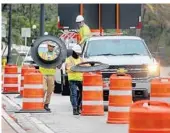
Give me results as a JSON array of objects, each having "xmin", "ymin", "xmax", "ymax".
[
  {"xmin": 18, "ymin": 70, "xmax": 47, "ymax": 113},
  {"xmin": 81, "ymin": 72, "xmax": 104, "ymax": 116},
  {"xmin": 129, "ymin": 100, "xmax": 170, "ymax": 133},
  {"xmin": 107, "ymin": 74, "xmax": 132, "ymax": 124},
  {"xmin": 91, "ymin": 29, "xmax": 104, "ymax": 36},
  {"xmin": 2, "ymin": 65, "xmax": 20, "ymax": 94},
  {"xmin": 151, "ymin": 77, "xmax": 170, "ymax": 103}
]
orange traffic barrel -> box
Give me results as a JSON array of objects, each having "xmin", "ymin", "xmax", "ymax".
[
  {"xmin": 81, "ymin": 72, "xmax": 104, "ymax": 116},
  {"xmin": 1, "ymin": 75, "xmax": 3, "ymax": 90},
  {"xmin": 151, "ymin": 78, "xmax": 170, "ymax": 103},
  {"xmin": 107, "ymin": 74, "xmax": 132, "ymax": 124},
  {"xmin": 18, "ymin": 70, "xmax": 47, "ymax": 113},
  {"xmin": 129, "ymin": 100, "xmax": 170, "ymax": 133},
  {"xmin": 2, "ymin": 65, "xmax": 20, "ymax": 94},
  {"xmin": 20, "ymin": 65, "xmax": 35, "ymax": 97}
]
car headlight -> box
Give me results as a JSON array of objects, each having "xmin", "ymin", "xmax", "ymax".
[{"xmin": 148, "ymin": 64, "xmax": 160, "ymax": 76}]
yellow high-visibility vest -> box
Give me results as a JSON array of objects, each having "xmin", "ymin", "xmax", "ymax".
[
  {"xmin": 79, "ymin": 24, "xmax": 91, "ymax": 44},
  {"xmin": 39, "ymin": 52, "xmax": 56, "ymax": 75},
  {"xmin": 66, "ymin": 56, "xmax": 83, "ymax": 81}
]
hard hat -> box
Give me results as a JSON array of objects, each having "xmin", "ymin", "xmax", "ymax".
[
  {"xmin": 72, "ymin": 45, "xmax": 82, "ymax": 53},
  {"xmin": 48, "ymin": 42, "xmax": 55, "ymax": 47},
  {"xmin": 76, "ymin": 15, "xmax": 84, "ymax": 22}
]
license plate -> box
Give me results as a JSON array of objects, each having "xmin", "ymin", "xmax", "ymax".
[{"xmin": 135, "ymin": 91, "xmax": 143, "ymax": 96}]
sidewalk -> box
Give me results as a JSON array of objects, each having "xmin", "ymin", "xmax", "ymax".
[{"xmin": 3, "ymin": 94, "xmax": 128, "ymax": 133}]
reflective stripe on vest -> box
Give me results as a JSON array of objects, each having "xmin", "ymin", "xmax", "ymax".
[
  {"xmin": 67, "ymin": 56, "xmax": 83, "ymax": 81},
  {"xmin": 39, "ymin": 52, "xmax": 56, "ymax": 75},
  {"xmin": 79, "ymin": 24, "xmax": 91, "ymax": 44}
]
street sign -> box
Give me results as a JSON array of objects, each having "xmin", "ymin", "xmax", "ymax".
[
  {"xmin": 58, "ymin": 4, "xmax": 79, "ymax": 29},
  {"xmin": 21, "ymin": 28, "xmax": 31, "ymax": 46},
  {"xmin": 2, "ymin": 16, "xmax": 7, "ymax": 37},
  {"xmin": 84, "ymin": 4, "xmax": 99, "ymax": 29},
  {"xmin": 2, "ymin": 24, "xmax": 6, "ymax": 37},
  {"xmin": 21, "ymin": 28, "xmax": 31, "ymax": 38},
  {"xmin": 2, "ymin": 16, "xmax": 7, "ymax": 24}
]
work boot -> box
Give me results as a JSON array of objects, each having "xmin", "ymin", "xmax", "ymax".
[
  {"xmin": 77, "ymin": 106, "xmax": 81, "ymax": 114},
  {"xmin": 73, "ymin": 108, "xmax": 79, "ymax": 115},
  {"xmin": 44, "ymin": 104, "xmax": 51, "ymax": 111}
]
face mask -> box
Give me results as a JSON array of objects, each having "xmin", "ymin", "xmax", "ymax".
[{"xmin": 72, "ymin": 51, "xmax": 79, "ymax": 59}]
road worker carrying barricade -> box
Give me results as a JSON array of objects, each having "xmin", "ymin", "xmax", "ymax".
[
  {"xmin": 65, "ymin": 45, "xmax": 84, "ymax": 115},
  {"xmin": 76, "ymin": 15, "xmax": 91, "ymax": 46},
  {"xmin": 39, "ymin": 42, "xmax": 57, "ymax": 112}
]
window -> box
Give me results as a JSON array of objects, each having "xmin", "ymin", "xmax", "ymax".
[{"xmin": 86, "ymin": 39, "xmax": 149, "ymax": 57}]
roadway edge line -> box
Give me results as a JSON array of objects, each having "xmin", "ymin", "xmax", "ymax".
[
  {"xmin": 2, "ymin": 108, "xmax": 27, "ymax": 133},
  {"xmin": 2, "ymin": 94, "xmax": 55, "ymax": 133}
]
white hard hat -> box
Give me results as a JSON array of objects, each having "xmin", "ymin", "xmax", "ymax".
[
  {"xmin": 76, "ymin": 15, "xmax": 84, "ymax": 22},
  {"xmin": 72, "ymin": 45, "xmax": 82, "ymax": 53},
  {"xmin": 48, "ymin": 42, "xmax": 55, "ymax": 47}
]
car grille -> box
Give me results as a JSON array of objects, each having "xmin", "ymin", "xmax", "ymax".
[{"xmin": 101, "ymin": 65, "xmax": 148, "ymax": 80}]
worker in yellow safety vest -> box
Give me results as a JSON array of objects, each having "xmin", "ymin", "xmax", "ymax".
[
  {"xmin": 39, "ymin": 42, "xmax": 57, "ymax": 111},
  {"xmin": 76, "ymin": 15, "xmax": 91, "ymax": 46},
  {"xmin": 65, "ymin": 45, "xmax": 84, "ymax": 115}
]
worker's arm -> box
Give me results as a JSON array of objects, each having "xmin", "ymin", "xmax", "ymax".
[{"xmin": 65, "ymin": 58, "xmax": 73, "ymax": 72}]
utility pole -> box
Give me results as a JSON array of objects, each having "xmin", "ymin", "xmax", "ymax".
[
  {"xmin": 7, "ymin": 4, "xmax": 12, "ymax": 64},
  {"xmin": 40, "ymin": 4, "xmax": 45, "ymax": 36}
]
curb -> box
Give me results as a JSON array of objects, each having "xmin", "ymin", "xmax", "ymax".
[
  {"xmin": 2, "ymin": 108, "xmax": 27, "ymax": 133},
  {"xmin": 2, "ymin": 94, "xmax": 55, "ymax": 133}
]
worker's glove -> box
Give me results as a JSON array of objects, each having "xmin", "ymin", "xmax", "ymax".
[{"xmin": 56, "ymin": 64, "xmax": 62, "ymax": 69}]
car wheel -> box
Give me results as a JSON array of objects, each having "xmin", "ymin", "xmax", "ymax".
[{"xmin": 54, "ymin": 81, "xmax": 62, "ymax": 94}]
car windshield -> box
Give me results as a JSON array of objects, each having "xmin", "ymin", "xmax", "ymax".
[{"xmin": 86, "ymin": 39, "xmax": 149, "ymax": 57}]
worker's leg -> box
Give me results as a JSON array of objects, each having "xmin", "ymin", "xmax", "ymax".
[
  {"xmin": 69, "ymin": 81, "xmax": 78, "ymax": 109},
  {"xmin": 43, "ymin": 76, "xmax": 48, "ymax": 101},
  {"xmin": 44, "ymin": 75, "xmax": 55, "ymax": 105},
  {"xmin": 77, "ymin": 81, "xmax": 83, "ymax": 110},
  {"xmin": 69, "ymin": 81, "xmax": 79, "ymax": 115}
]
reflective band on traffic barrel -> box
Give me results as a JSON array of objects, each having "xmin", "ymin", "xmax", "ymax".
[
  {"xmin": 3, "ymin": 84, "xmax": 18, "ymax": 87},
  {"xmin": 82, "ymin": 101, "xmax": 103, "ymax": 105},
  {"xmin": 23, "ymin": 98, "xmax": 44, "ymax": 102},
  {"xmin": 108, "ymin": 106, "xmax": 130, "ymax": 112},
  {"xmin": 109, "ymin": 90, "xmax": 132, "ymax": 96},
  {"xmin": 81, "ymin": 72, "xmax": 104, "ymax": 116},
  {"xmin": 83, "ymin": 86, "xmax": 103, "ymax": 91},
  {"xmin": 107, "ymin": 74, "xmax": 132, "ymax": 124},
  {"xmin": 24, "ymin": 84, "xmax": 43, "ymax": 89},
  {"xmin": 151, "ymin": 97, "xmax": 170, "ymax": 103},
  {"xmin": 4, "ymin": 74, "xmax": 19, "ymax": 78}
]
